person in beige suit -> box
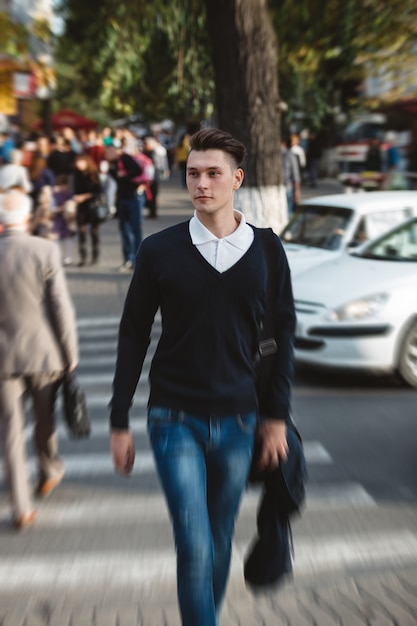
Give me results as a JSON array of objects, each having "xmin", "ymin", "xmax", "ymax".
[{"xmin": 0, "ymin": 190, "xmax": 78, "ymax": 529}]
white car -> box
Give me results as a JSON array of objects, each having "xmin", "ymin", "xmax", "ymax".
[
  {"xmin": 281, "ymin": 191, "xmax": 417, "ymax": 276},
  {"xmin": 292, "ymin": 216, "xmax": 417, "ymax": 387}
]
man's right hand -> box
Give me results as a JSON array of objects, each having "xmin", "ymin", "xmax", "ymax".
[{"xmin": 110, "ymin": 429, "xmax": 135, "ymax": 475}]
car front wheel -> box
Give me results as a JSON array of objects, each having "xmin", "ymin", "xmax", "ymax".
[{"xmin": 398, "ymin": 320, "xmax": 417, "ymax": 388}]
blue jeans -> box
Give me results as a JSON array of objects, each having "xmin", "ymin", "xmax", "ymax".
[
  {"xmin": 117, "ymin": 192, "xmax": 144, "ymax": 263},
  {"xmin": 286, "ymin": 188, "xmax": 294, "ymax": 217},
  {"xmin": 147, "ymin": 407, "xmax": 257, "ymax": 626}
]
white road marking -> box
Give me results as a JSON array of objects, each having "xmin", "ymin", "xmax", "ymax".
[
  {"xmin": 290, "ymin": 530, "xmax": 417, "ymax": 575},
  {"xmin": 77, "ymin": 317, "xmax": 121, "ymax": 328},
  {"xmin": 7, "ymin": 441, "xmax": 333, "ymax": 483},
  {"xmin": 0, "ymin": 530, "xmax": 415, "ymax": 591},
  {"xmin": 0, "ymin": 483, "xmax": 376, "ymax": 528}
]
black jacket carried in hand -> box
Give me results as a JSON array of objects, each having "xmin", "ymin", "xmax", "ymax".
[{"xmin": 244, "ymin": 424, "xmax": 307, "ymax": 590}]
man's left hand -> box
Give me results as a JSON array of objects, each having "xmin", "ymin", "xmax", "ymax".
[{"xmin": 256, "ymin": 420, "xmax": 288, "ymax": 471}]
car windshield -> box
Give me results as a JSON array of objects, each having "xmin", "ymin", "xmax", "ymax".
[
  {"xmin": 281, "ymin": 205, "xmax": 353, "ymax": 250},
  {"xmin": 358, "ymin": 219, "xmax": 417, "ymax": 262}
]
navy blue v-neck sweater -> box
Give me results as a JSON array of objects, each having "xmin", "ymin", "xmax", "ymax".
[{"xmin": 110, "ymin": 221, "xmax": 295, "ymax": 429}]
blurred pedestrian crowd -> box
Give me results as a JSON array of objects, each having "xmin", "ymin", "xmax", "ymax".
[
  {"xmin": 0, "ymin": 124, "xmax": 185, "ymax": 269},
  {"xmin": 0, "ymin": 121, "xmax": 192, "ymax": 531}
]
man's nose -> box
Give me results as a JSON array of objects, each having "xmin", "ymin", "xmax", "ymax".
[{"xmin": 197, "ymin": 175, "xmax": 209, "ymax": 188}]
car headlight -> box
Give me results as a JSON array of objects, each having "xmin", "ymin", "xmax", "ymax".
[{"xmin": 326, "ymin": 293, "xmax": 389, "ymax": 322}]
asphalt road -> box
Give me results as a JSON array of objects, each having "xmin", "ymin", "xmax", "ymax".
[{"xmin": 294, "ymin": 367, "xmax": 417, "ymax": 504}]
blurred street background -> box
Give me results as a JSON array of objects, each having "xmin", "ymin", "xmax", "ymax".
[{"xmin": 2, "ymin": 0, "xmax": 417, "ymax": 623}]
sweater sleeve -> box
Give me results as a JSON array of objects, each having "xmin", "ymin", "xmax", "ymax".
[
  {"xmin": 262, "ymin": 235, "xmax": 296, "ymax": 422},
  {"xmin": 109, "ymin": 240, "xmax": 159, "ymax": 429}
]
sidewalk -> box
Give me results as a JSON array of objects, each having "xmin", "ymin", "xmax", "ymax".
[{"xmin": 4, "ymin": 176, "xmax": 416, "ymax": 625}]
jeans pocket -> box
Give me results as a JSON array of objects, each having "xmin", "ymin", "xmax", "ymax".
[{"xmin": 236, "ymin": 412, "xmax": 258, "ymax": 434}]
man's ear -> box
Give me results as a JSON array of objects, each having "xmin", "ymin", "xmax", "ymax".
[{"xmin": 233, "ymin": 168, "xmax": 244, "ymax": 190}]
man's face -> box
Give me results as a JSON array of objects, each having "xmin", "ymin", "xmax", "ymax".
[{"xmin": 186, "ymin": 149, "xmax": 243, "ymax": 219}]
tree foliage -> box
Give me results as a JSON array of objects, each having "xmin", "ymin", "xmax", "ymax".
[
  {"xmin": 54, "ymin": 0, "xmax": 417, "ymax": 129},
  {"xmin": 270, "ymin": 0, "xmax": 417, "ymax": 130},
  {"xmin": 55, "ymin": 0, "xmax": 214, "ymax": 123},
  {"xmin": 0, "ymin": 12, "xmax": 30, "ymax": 58}
]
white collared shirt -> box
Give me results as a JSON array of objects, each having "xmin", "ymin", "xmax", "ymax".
[{"xmin": 189, "ymin": 210, "xmax": 254, "ymax": 273}]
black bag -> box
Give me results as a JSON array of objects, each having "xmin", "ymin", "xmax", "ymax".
[
  {"xmin": 245, "ymin": 422, "xmax": 307, "ymax": 590},
  {"xmin": 89, "ymin": 197, "xmax": 110, "ymax": 223},
  {"xmin": 62, "ymin": 371, "xmax": 91, "ymax": 439},
  {"xmin": 244, "ymin": 229, "xmax": 307, "ymax": 590}
]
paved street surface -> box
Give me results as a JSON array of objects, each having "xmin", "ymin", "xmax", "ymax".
[{"xmin": 1, "ymin": 176, "xmax": 417, "ymax": 625}]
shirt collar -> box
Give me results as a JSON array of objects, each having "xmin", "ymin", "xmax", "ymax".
[{"xmin": 189, "ymin": 210, "xmax": 249, "ymax": 250}]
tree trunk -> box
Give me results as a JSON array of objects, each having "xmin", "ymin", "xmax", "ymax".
[{"xmin": 203, "ymin": 0, "xmax": 287, "ymax": 231}]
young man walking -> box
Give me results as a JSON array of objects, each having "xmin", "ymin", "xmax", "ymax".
[{"xmin": 110, "ymin": 128, "xmax": 295, "ymax": 625}]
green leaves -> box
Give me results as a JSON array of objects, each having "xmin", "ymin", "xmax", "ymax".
[
  {"xmin": 0, "ymin": 12, "xmax": 30, "ymax": 58},
  {"xmin": 270, "ymin": 0, "xmax": 417, "ymax": 129},
  {"xmin": 55, "ymin": 0, "xmax": 214, "ymax": 123},
  {"xmin": 54, "ymin": 0, "xmax": 417, "ymax": 128}
]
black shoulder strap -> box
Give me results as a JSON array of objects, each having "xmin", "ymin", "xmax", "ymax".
[
  {"xmin": 258, "ymin": 228, "xmax": 278, "ymax": 348},
  {"xmin": 256, "ymin": 228, "xmax": 302, "ymax": 439}
]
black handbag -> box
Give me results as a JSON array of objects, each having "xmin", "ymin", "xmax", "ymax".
[
  {"xmin": 61, "ymin": 371, "xmax": 91, "ymax": 439},
  {"xmin": 89, "ymin": 196, "xmax": 110, "ymax": 223}
]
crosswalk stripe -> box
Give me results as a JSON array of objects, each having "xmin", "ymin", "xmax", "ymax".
[
  {"xmin": 76, "ymin": 316, "xmax": 161, "ymax": 329},
  {"xmin": 0, "ymin": 482, "xmax": 376, "ymax": 527},
  {"xmin": 1, "ymin": 529, "xmax": 414, "ymax": 592},
  {"xmin": 78, "ymin": 328, "xmax": 118, "ymax": 338},
  {"xmin": 305, "ymin": 482, "xmax": 376, "ymax": 506},
  {"xmin": 0, "ymin": 482, "xmax": 376, "ymax": 532},
  {"xmin": 77, "ymin": 354, "xmax": 117, "ymax": 366},
  {"xmin": 77, "ymin": 373, "xmax": 136, "ymax": 386},
  {"xmin": 77, "ymin": 354, "xmax": 153, "ymax": 368},
  {"xmin": 77, "ymin": 317, "xmax": 121, "ymax": 328},
  {"xmin": 59, "ymin": 393, "xmax": 146, "ymax": 408},
  {"xmin": 13, "ymin": 441, "xmax": 332, "ymax": 483}
]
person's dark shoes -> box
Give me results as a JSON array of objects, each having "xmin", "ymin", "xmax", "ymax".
[
  {"xmin": 35, "ymin": 470, "xmax": 64, "ymax": 498},
  {"xmin": 77, "ymin": 260, "xmax": 86, "ymax": 267},
  {"xmin": 12, "ymin": 509, "xmax": 37, "ymax": 530}
]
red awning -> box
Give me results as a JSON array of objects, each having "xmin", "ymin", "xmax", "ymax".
[{"xmin": 34, "ymin": 109, "xmax": 98, "ymax": 131}]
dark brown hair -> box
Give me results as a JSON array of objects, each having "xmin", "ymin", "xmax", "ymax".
[
  {"xmin": 75, "ymin": 153, "xmax": 99, "ymax": 181},
  {"xmin": 29, "ymin": 153, "xmax": 48, "ymax": 181},
  {"xmin": 188, "ymin": 128, "xmax": 247, "ymax": 168}
]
